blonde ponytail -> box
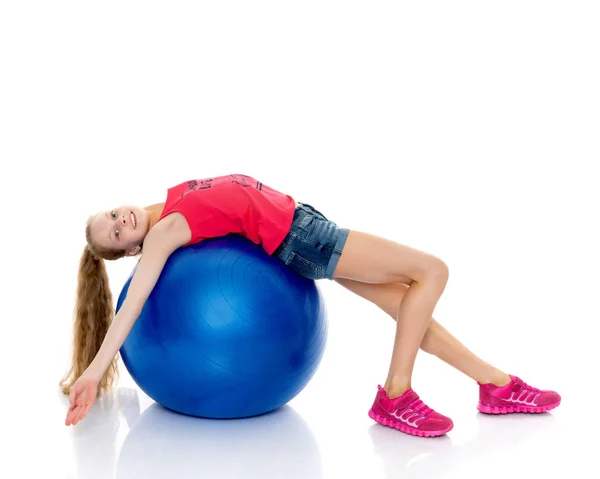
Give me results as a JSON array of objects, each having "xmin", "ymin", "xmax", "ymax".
[{"xmin": 59, "ymin": 219, "xmax": 128, "ymax": 395}]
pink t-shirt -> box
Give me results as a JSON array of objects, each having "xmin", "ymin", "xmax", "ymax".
[{"xmin": 158, "ymin": 174, "xmax": 296, "ymax": 255}]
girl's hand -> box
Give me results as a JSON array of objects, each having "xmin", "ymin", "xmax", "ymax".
[{"xmin": 65, "ymin": 376, "xmax": 99, "ymax": 426}]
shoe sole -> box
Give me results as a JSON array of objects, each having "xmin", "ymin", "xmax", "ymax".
[
  {"xmin": 368, "ymin": 409, "xmax": 453, "ymax": 437},
  {"xmin": 477, "ymin": 399, "xmax": 561, "ymax": 414}
]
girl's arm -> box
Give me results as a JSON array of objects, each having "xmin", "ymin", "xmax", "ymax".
[{"xmin": 84, "ymin": 217, "xmax": 189, "ymax": 382}]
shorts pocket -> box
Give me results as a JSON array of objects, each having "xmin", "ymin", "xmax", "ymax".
[
  {"xmin": 285, "ymin": 252, "xmax": 324, "ymax": 280},
  {"xmin": 297, "ymin": 213, "xmax": 316, "ymax": 233}
]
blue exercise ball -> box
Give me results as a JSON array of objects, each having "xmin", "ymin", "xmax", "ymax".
[{"xmin": 116, "ymin": 234, "xmax": 328, "ymax": 419}]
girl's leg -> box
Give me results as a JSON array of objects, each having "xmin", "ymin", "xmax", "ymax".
[
  {"xmin": 332, "ymin": 230, "xmax": 451, "ymax": 398},
  {"xmin": 333, "ymin": 277, "xmax": 511, "ymax": 388}
]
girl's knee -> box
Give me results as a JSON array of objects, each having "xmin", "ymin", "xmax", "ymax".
[{"xmin": 421, "ymin": 259, "xmax": 449, "ymax": 288}]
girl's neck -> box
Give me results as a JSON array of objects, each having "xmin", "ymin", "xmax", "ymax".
[{"xmin": 144, "ymin": 203, "xmax": 166, "ymax": 231}]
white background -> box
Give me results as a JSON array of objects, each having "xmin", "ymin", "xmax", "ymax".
[{"xmin": 1, "ymin": 1, "xmax": 599, "ymax": 478}]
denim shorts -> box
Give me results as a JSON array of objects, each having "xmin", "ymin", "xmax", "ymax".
[{"xmin": 273, "ymin": 203, "xmax": 349, "ymax": 281}]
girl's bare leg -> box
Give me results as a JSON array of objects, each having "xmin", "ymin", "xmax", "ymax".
[
  {"xmin": 333, "ymin": 277, "xmax": 512, "ymax": 392},
  {"xmin": 333, "ymin": 230, "xmax": 452, "ymax": 398}
]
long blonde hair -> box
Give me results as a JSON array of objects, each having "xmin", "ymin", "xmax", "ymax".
[{"xmin": 59, "ymin": 218, "xmax": 135, "ymax": 396}]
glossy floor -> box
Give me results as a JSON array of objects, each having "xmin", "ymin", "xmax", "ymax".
[
  {"xmin": 17, "ymin": 277, "xmax": 597, "ymax": 479},
  {"xmin": 51, "ymin": 385, "xmax": 575, "ymax": 479}
]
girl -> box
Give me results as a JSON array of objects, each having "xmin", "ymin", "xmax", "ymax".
[{"xmin": 61, "ymin": 173, "xmax": 560, "ymax": 437}]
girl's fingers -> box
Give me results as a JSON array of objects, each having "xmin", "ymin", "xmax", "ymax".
[
  {"xmin": 72, "ymin": 411, "xmax": 81, "ymax": 425},
  {"xmin": 66, "ymin": 385, "xmax": 96, "ymax": 425},
  {"xmin": 66, "ymin": 406, "xmax": 78, "ymax": 425}
]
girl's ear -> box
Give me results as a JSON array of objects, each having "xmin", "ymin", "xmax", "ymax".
[{"xmin": 125, "ymin": 245, "xmax": 141, "ymax": 257}]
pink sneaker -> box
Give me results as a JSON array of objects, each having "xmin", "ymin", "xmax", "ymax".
[
  {"xmin": 368, "ymin": 385, "xmax": 453, "ymax": 438},
  {"xmin": 478, "ymin": 375, "xmax": 561, "ymax": 414}
]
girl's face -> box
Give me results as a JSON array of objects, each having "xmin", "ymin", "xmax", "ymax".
[{"xmin": 89, "ymin": 205, "xmax": 150, "ymax": 255}]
